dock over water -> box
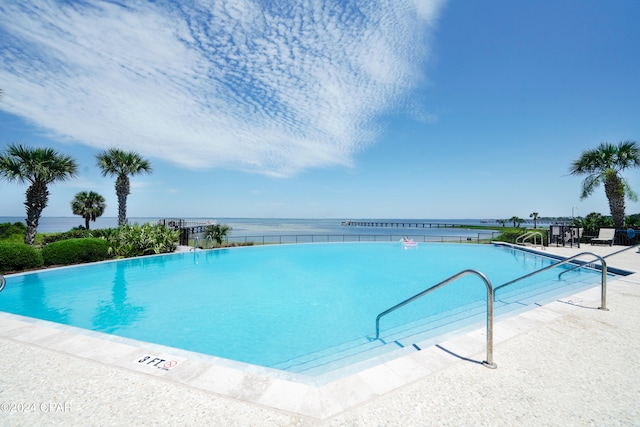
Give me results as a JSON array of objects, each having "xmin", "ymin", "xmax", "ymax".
[{"xmin": 341, "ymin": 220, "xmax": 465, "ymax": 229}]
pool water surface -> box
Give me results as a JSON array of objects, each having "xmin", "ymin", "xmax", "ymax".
[{"xmin": 0, "ymin": 243, "xmax": 608, "ymax": 375}]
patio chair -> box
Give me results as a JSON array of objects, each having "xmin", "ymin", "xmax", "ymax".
[{"xmin": 590, "ymin": 228, "xmax": 616, "ymax": 246}]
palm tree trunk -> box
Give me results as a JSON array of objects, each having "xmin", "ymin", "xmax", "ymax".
[
  {"xmin": 24, "ymin": 181, "xmax": 48, "ymax": 245},
  {"xmin": 605, "ymin": 175, "xmax": 626, "ymax": 228},
  {"xmin": 116, "ymin": 175, "xmax": 130, "ymax": 227}
]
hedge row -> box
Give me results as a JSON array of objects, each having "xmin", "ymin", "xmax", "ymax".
[
  {"xmin": 0, "ymin": 238, "xmax": 113, "ymax": 273},
  {"xmin": 0, "ymin": 223, "xmax": 180, "ymax": 274},
  {"xmin": 0, "ymin": 222, "xmax": 27, "ymax": 239},
  {"xmin": 41, "ymin": 238, "xmax": 110, "ymax": 266},
  {"xmin": 0, "ymin": 243, "xmax": 44, "ymax": 272},
  {"xmin": 41, "ymin": 229, "xmax": 95, "ymax": 244}
]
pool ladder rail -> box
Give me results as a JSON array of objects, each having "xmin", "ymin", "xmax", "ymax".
[
  {"xmin": 374, "ymin": 250, "xmax": 612, "ymax": 370},
  {"xmin": 515, "ymin": 231, "xmax": 545, "ymax": 249},
  {"xmin": 558, "ymin": 243, "xmax": 640, "ymax": 279},
  {"xmin": 0, "ymin": 274, "xmax": 5, "ymax": 292},
  {"xmin": 191, "ymin": 236, "xmax": 214, "ymax": 251},
  {"xmin": 374, "ymin": 269, "xmax": 497, "ymax": 369}
]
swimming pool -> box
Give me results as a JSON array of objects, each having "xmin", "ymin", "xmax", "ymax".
[{"xmin": 0, "ymin": 243, "xmax": 608, "ymax": 376}]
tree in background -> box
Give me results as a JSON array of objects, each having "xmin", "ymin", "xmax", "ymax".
[
  {"xmin": 509, "ymin": 216, "xmax": 524, "ymax": 228},
  {"xmin": 572, "ymin": 212, "xmax": 614, "ymax": 237},
  {"xmin": 205, "ymin": 224, "xmax": 232, "ymax": 246},
  {"xmin": 0, "ymin": 144, "xmax": 78, "ymax": 244},
  {"xmin": 96, "ymin": 148, "xmax": 152, "ymax": 227},
  {"xmin": 626, "ymin": 214, "xmax": 640, "ymax": 228},
  {"xmin": 570, "ymin": 141, "xmax": 640, "ymax": 229},
  {"xmin": 529, "ymin": 212, "xmax": 539, "ymax": 229},
  {"xmin": 71, "ymin": 191, "xmax": 106, "ymax": 229}
]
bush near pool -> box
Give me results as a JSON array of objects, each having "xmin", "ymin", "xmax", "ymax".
[
  {"xmin": 0, "ymin": 242, "xmax": 44, "ymax": 273},
  {"xmin": 42, "ymin": 238, "xmax": 111, "ymax": 266}
]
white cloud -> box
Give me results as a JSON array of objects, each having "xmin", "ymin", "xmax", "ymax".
[{"xmin": 0, "ymin": 0, "xmax": 444, "ymax": 177}]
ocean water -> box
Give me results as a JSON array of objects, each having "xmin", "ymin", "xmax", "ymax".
[{"xmin": 0, "ymin": 216, "xmax": 508, "ymax": 238}]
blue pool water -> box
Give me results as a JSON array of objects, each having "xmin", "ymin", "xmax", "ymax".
[{"xmin": 0, "ymin": 243, "xmax": 607, "ymax": 375}]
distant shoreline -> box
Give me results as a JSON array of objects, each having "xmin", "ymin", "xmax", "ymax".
[{"xmin": 0, "ymin": 216, "xmax": 559, "ymax": 235}]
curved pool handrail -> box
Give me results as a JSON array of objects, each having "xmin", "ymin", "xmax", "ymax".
[
  {"xmin": 516, "ymin": 231, "xmax": 544, "ymax": 248},
  {"xmin": 374, "ymin": 269, "xmax": 497, "ymax": 369},
  {"xmin": 558, "ymin": 243, "xmax": 639, "ymax": 279},
  {"xmin": 495, "ymin": 251, "xmax": 608, "ymax": 310},
  {"xmin": 0, "ymin": 274, "xmax": 5, "ymax": 292}
]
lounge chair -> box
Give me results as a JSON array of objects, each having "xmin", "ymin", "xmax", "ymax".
[{"xmin": 590, "ymin": 228, "xmax": 616, "ymax": 246}]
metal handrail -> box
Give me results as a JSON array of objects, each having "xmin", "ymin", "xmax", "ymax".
[
  {"xmin": 515, "ymin": 231, "xmax": 533, "ymax": 244},
  {"xmin": 558, "ymin": 243, "xmax": 640, "ymax": 279},
  {"xmin": 192, "ymin": 236, "xmax": 200, "ymax": 251},
  {"xmin": 373, "ymin": 250, "xmax": 611, "ymax": 370},
  {"xmin": 495, "ymin": 251, "xmax": 608, "ymax": 310},
  {"xmin": 0, "ymin": 274, "xmax": 5, "ymax": 292},
  {"xmin": 205, "ymin": 235, "xmax": 214, "ymax": 249},
  {"xmin": 516, "ymin": 231, "xmax": 544, "ymax": 248},
  {"xmin": 374, "ymin": 269, "xmax": 497, "ymax": 369}
]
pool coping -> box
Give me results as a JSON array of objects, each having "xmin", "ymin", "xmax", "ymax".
[{"xmin": 2, "ymin": 276, "xmax": 636, "ymax": 419}]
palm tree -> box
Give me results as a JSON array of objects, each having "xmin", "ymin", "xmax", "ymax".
[
  {"xmin": 0, "ymin": 144, "xmax": 78, "ymax": 244},
  {"xmin": 509, "ymin": 216, "xmax": 524, "ymax": 228},
  {"xmin": 96, "ymin": 148, "xmax": 152, "ymax": 227},
  {"xmin": 569, "ymin": 141, "xmax": 640, "ymax": 229},
  {"xmin": 529, "ymin": 212, "xmax": 539, "ymax": 229},
  {"xmin": 71, "ymin": 191, "xmax": 106, "ymax": 229},
  {"xmin": 205, "ymin": 224, "xmax": 232, "ymax": 246}
]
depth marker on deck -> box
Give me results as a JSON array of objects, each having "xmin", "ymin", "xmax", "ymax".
[{"xmin": 134, "ymin": 354, "xmax": 185, "ymax": 371}]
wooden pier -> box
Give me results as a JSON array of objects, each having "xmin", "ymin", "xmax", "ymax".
[
  {"xmin": 341, "ymin": 220, "xmax": 464, "ymax": 229},
  {"xmin": 158, "ymin": 218, "xmax": 215, "ymax": 246}
]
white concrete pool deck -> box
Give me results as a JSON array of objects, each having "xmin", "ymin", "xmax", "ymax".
[{"xmin": 0, "ymin": 243, "xmax": 639, "ymax": 425}]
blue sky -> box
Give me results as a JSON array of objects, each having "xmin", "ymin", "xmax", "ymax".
[{"xmin": 1, "ymin": 0, "xmax": 639, "ymax": 220}]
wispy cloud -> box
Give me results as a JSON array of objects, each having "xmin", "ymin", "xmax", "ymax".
[{"xmin": 0, "ymin": 0, "xmax": 444, "ymax": 177}]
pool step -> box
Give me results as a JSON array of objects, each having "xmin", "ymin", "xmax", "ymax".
[
  {"xmin": 270, "ymin": 273, "xmax": 602, "ymax": 376},
  {"xmin": 270, "ymin": 299, "xmax": 488, "ymax": 375},
  {"xmin": 496, "ymin": 273, "xmax": 602, "ymax": 310}
]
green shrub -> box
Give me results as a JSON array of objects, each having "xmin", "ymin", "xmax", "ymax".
[
  {"xmin": 0, "ymin": 222, "xmax": 28, "ymax": 244},
  {"xmin": 493, "ymin": 229, "xmax": 521, "ymax": 243},
  {"xmin": 41, "ymin": 238, "xmax": 110, "ymax": 266},
  {"xmin": 101, "ymin": 223, "xmax": 180, "ymax": 257},
  {"xmin": 0, "ymin": 242, "xmax": 44, "ymax": 273},
  {"xmin": 493, "ymin": 228, "xmax": 548, "ymax": 245},
  {"xmin": 627, "ymin": 213, "xmax": 640, "ymax": 227},
  {"xmin": 41, "ymin": 229, "xmax": 94, "ymax": 244},
  {"xmin": 88, "ymin": 228, "xmax": 111, "ymax": 239},
  {"xmin": 573, "ymin": 212, "xmax": 615, "ymax": 237}
]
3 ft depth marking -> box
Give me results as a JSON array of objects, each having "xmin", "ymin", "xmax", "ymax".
[{"xmin": 135, "ymin": 355, "xmax": 181, "ymax": 371}]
